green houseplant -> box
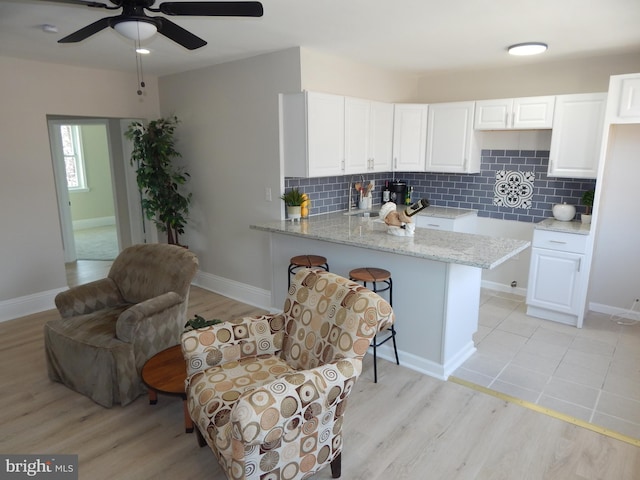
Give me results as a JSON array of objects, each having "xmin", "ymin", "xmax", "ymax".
[
  {"xmin": 125, "ymin": 116, "xmax": 191, "ymax": 245},
  {"xmin": 280, "ymin": 188, "xmax": 305, "ymax": 220},
  {"xmin": 581, "ymin": 188, "xmax": 595, "ymax": 224}
]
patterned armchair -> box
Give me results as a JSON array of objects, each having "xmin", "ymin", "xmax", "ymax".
[
  {"xmin": 181, "ymin": 268, "xmax": 395, "ymax": 480},
  {"xmin": 45, "ymin": 243, "xmax": 198, "ymax": 407}
]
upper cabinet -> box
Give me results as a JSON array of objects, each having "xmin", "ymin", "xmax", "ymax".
[
  {"xmin": 425, "ymin": 101, "xmax": 480, "ymax": 173},
  {"xmin": 607, "ymin": 73, "xmax": 640, "ymax": 123},
  {"xmin": 344, "ymin": 97, "xmax": 393, "ymax": 174},
  {"xmin": 474, "ymin": 96, "xmax": 555, "ymax": 130},
  {"xmin": 548, "ymin": 93, "xmax": 607, "ymax": 179},
  {"xmin": 281, "ymin": 91, "xmax": 393, "ymax": 178},
  {"xmin": 281, "ymin": 91, "xmax": 345, "ymax": 178},
  {"xmin": 392, "ymin": 103, "xmax": 428, "ymax": 172}
]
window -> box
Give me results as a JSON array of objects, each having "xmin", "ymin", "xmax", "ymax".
[{"xmin": 60, "ymin": 125, "xmax": 88, "ymax": 191}]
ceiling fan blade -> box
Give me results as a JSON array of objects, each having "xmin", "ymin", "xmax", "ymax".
[
  {"xmin": 155, "ymin": 18, "xmax": 207, "ymax": 50},
  {"xmin": 158, "ymin": 1, "xmax": 263, "ymax": 17},
  {"xmin": 58, "ymin": 16, "xmax": 113, "ymax": 43},
  {"xmin": 34, "ymin": 0, "xmax": 113, "ymax": 9}
]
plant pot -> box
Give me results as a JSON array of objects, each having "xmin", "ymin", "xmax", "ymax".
[
  {"xmin": 287, "ymin": 205, "xmax": 301, "ymax": 221},
  {"xmin": 581, "ymin": 214, "xmax": 592, "ymax": 224}
]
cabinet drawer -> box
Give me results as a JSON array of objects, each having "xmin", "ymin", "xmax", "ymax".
[
  {"xmin": 416, "ymin": 216, "xmax": 456, "ymax": 231},
  {"xmin": 532, "ymin": 229, "xmax": 588, "ymax": 253}
]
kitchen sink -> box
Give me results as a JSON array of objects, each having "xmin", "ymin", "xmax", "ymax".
[{"xmin": 343, "ymin": 210, "xmax": 380, "ymax": 218}]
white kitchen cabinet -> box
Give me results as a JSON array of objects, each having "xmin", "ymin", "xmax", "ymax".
[
  {"xmin": 526, "ymin": 229, "xmax": 589, "ymax": 327},
  {"xmin": 425, "ymin": 101, "xmax": 480, "ymax": 173},
  {"xmin": 607, "ymin": 73, "xmax": 640, "ymax": 123},
  {"xmin": 548, "ymin": 93, "xmax": 607, "ymax": 179},
  {"xmin": 392, "ymin": 103, "xmax": 428, "ymax": 172},
  {"xmin": 281, "ymin": 91, "xmax": 345, "ymax": 178},
  {"xmin": 344, "ymin": 97, "xmax": 393, "ymax": 174},
  {"xmin": 474, "ymin": 96, "xmax": 555, "ymax": 130}
]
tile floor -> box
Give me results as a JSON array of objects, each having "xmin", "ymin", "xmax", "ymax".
[{"xmin": 453, "ymin": 289, "xmax": 640, "ymax": 440}]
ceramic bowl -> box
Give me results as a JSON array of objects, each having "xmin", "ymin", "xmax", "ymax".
[{"xmin": 552, "ymin": 203, "xmax": 576, "ymax": 221}]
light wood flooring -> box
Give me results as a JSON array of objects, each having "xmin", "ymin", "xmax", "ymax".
[{"xmin": 1, "ymin": 261, "xmax": 638, "ymax": 479}]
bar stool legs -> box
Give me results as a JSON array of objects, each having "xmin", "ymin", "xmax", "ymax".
[
  {"xmin": 348, "ymin": 267, "xmax": 399, "ymax": 383},
  {"xmin": 288, "ymin": 255, "xmax": 329, "ymax": 289}
]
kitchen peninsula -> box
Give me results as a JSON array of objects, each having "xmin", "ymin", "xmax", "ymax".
[{"xmin": 251, "ymin": 213, "xmax": 530, "ymax": 380}]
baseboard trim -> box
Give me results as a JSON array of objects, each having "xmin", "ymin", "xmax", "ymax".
[
  {"xmin": 0, "ymin": 287, "xmax": 66, "ymax": 323},
  {"xmin": 193, "ymin": 271, "xmax": 272, "ymax": 312},
  {"xmin": 589, "ymin": 301, "xmax": 640, "ymax": 322},
  {"xmin": 481, "ymin": 279, "xmax": 527, "ymax": 297},
  {"xmin": 72, "ymin": 216, "xmax": 116, "ymax": 230}
]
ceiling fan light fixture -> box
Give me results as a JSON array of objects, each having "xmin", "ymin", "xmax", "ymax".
[
  {"xmin": 508, "ymin": 42, "xmax": 548, "ymax": 56},
  {"xmin": 113, "ymin": 20, "xmax": 157, "ymax": 41}
]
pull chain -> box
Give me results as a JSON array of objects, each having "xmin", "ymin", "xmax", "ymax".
[{"xmin": 134, "ymin": 25, "xmax": 145, "ymax": 96}]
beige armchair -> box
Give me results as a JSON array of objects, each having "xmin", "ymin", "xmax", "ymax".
[
  {"xmin": 182, "ymin": 268, "xmax": 395, "ymax": 480},
  {"xmin": 45, "ymin": 243, "xmax": 198, "ymax": 407}
]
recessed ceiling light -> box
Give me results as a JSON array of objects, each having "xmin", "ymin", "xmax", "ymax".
[
  {"xmin": 508, "ymin": 42, "xmax": 548, "ymax": 56},
  {"xmin": 42, "ymin": 24, "xmax": 58, "ymax": 34},
  {"xmin": 136, "ymin": 48, "xmax": 151, "ymax": 55}
]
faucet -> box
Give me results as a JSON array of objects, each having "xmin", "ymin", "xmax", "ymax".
[{"xmin": 348, "ymin": 175, "xmax": 366, "ymax": 212}]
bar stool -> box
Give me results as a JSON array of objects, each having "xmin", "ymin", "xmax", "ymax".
[
  {"xmin": 348, "ymin": 267, "xmax": 399, "ymax": 383},
  {"xmin": 288, "ymin": 255, "xmax": 329, "ymax": 289}
]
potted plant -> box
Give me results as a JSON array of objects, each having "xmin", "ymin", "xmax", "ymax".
[
  {"xmin": 280, "ymin": 188, "xmax": 305, "ymax": 220},
  {"xmin": 125, "ymin": 116, "xmax": 192, "ymax": 245},
  {"xmin": 581, "ymin": 189, "xmax": 595, "ymax": 224}
]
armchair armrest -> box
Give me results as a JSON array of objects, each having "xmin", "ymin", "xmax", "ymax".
[
  {"xmin": 181, "ymin": 314, "xmax": 285, "ymax": 377},
  {"xmin": 55, "ymin": 278, "xmax": 124, "ymax": 318},
  {"xmin": 115, "ymin": 291, "xmax": 183, "ymax": 343},
  {"xmin": 230, "ymin": 358, "xmax": 362, "ymax": 446}
]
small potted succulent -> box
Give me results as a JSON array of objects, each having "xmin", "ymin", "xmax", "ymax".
[
  {"xmin": 581, "ymin": 189, "xmax": 595, "ymax": 224},
  {"xmin": 280, "ymin": 188, "xmax": 305, "ymax": 220}
]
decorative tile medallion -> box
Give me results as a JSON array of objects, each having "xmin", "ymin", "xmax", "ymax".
[{"xmin": 494, "ymin": 170, "xmax": 535, "ymax": 209}]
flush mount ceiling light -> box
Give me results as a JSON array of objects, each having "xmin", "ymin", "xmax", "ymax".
[
  {"xmin": 508, "ymin": 42, "xmax": 548, "ymax": 56},
  {"xmin": 113, "ymin": 19, "xmax": 158, "ymax": 41}
]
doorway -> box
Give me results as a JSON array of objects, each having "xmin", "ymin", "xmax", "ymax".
[{"xmin": 48, "ymin": 116, "xmax": 150, "ymax": 267}]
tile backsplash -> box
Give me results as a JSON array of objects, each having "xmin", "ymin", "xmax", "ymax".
[{"xmin": 285, "ymin": 149, "xmax": 596, "ymax": 224}]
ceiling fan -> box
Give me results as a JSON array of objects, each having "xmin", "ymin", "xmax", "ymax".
[{"xmin": 37, "ymin": 0, "xmax": 264, "ymax": 50}]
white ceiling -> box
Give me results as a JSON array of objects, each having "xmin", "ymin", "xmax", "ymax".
[{"xmin": 1, "ymin": 0, "xmax": 640, "ymax": 77}]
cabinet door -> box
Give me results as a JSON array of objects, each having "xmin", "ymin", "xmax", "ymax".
[
  {"xmin": 474, "ymin": 96, "xmax": 555, "ymax": 129},
  {"xmin": 344, "ymin": 97, "xmax": 370, "ymax": 174},
  {"xmin": 548, "ymin": 93, "xmax": 606, "ymax": 178},
  {"xmin": 426, "ymin": 101, "xmax": 479, "ymax": 173},
  {"xmin": 526, "ymin": 247, "xmax": 584, "ymax": 315},
  {"xmin": 368, "ymin": 101, "xmax": 394, "ymax": 172},
  {"xmin": 474, "ymin": 99, "xmax": 512, "ymax": 129},
  {"xmin": 392, "ymin": 104, "xmax": 428, "ymax": 172},
  {"xmin": 307, "ymin": 92, "xmax": 345, "ymax": 177},
  {"xmin": 512, "ymin": 96, "xmax": 555, "ymax": 129},
  {"xmin": 613, "ymin": 75, "xmax": 640, "ymax": 122}
]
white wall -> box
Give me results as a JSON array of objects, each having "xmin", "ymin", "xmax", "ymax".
[
  {"xmin": 158, "ymin": 48, "xmax": 301, "ymax": 299},
  {"xmin": 300, "ymin": 48, "xmax": 419, "ymax": 102},
  {"xmin": 589, "ymin": 124, "xmax": 640, "ymax": 314},
  {"xmin": 0, "ymin": 56, "xmax": 159, "ymax": 318},
  {"xmin": 415, "ymin": 52, "xmax": 640, "ymax": 102}
]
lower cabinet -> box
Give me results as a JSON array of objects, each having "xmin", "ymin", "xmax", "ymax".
[{"xmin": 526, "ymin": 229, "xmax": 589, "ymax": 327}]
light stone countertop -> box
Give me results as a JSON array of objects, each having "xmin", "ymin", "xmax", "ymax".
[
  {"xmin": 535, "ymin": 218, "xmax": 591, "ymax": 235},
  {"xmin": 251, "ymin": 212, "xmax": 530, "ymax": 270}
]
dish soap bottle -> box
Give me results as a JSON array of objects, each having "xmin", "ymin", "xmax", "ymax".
[
  {"xmin": 382, "ymin": 181, "xmax": 390, "ymax": 203},
  {"xmin": 405, "ymin": 186, "xmax": 413, "ymax": 206}
]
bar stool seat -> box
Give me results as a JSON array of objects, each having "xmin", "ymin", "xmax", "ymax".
[
  {"xmin": 288, "ymin": 255, "xmax": 329, "ymax": 289},
  {"xmin": 349, "ymin": 267, "xmax": 399, "ymax": 383}
]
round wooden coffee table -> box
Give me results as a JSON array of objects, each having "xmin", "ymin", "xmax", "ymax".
[{"xmin": 141, "ymin": 344, "xmax": 193, "ymax": 433}]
